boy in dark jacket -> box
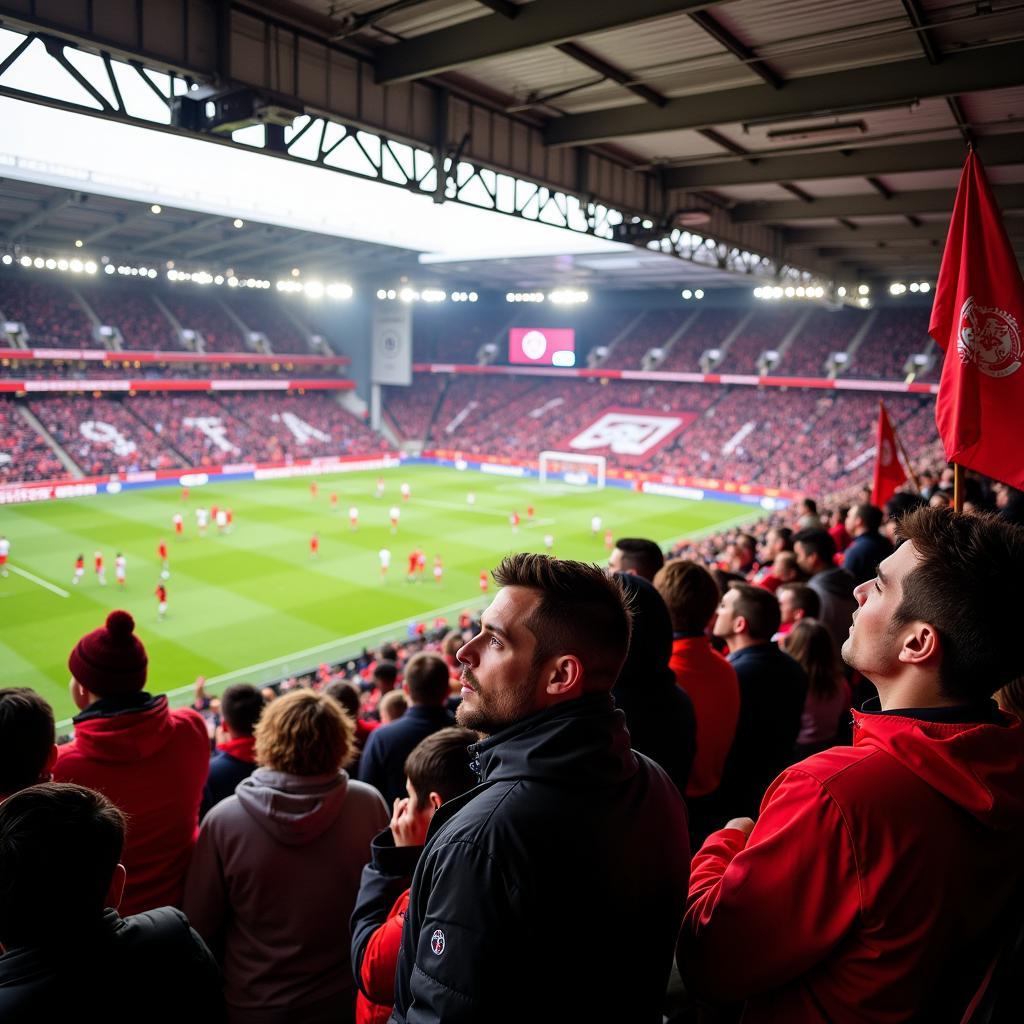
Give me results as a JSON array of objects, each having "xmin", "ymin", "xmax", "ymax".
[
  {"xmin": 350, "ymin": 727, "xmax": 477, "ymax": 1024},
  {"xmin": 0, "ymin": 783, "xmax": 223, "ymax": 1023},
  {"xmin": 200, "ymin": 683, "xmax": 265, "ymax": 819}
]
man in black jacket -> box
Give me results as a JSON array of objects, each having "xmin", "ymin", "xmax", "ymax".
[
  {"xmin": 0, "ymin": 783, "xmax": 223, "ymax": 1023},
  {"xmin": 713, "ymin": 583, "xmax": 809, "ymax": 821},
  {"xmin": 390, "ymin": 554, "xmax": 691, "ymax": 1024}
]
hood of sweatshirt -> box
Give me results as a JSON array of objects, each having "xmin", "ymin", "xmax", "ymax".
[
  {"xmin": 68, "ymin": 694, "xmax": 178, "ymax": 763},
  {"xmin": 851, "ymin": 707, "xmax": 1024, "ymax": 830},
  {"xmin": 234, "ymin": 767, "xmax": 352, "ymax": 846}
]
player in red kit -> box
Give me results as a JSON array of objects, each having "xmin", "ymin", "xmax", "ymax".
[
  {"xmin": 330, "ymin": 491, "xmax": 339, "ymax": 510},
  {"xmin": 479, "ymin": 570, "xmax": 489, "ymax": 593},
  {"xmin": 527, "ymin": 505, "xmax": 535, "ymax": 521},
  {"xmin": 173, "ymin": 513, "xmax": 183, "ymax": 536},
  {"xmin": 94, "ymin": 551, "xmax": 106, "ymax": 587},
  {"xmin": 181, "ymin": 486, "xmax": 189, "ymax": 502},
  {"xmin": 155, "ymin": 582, "xmax": 167, "ymax": 620},
  {"xmin": 310, "ymin": 481, "xmax": 319, "ymax": 499},
  {"xmin": 604, "ymin": 528, "xmax": 614, "ymax": 552},
  {"xmin": 72, "ymin": 553, "xmax": 85, "ymax": 585},
  {"xmin": 310, "ymin": 532, "xmax": 320, "ymax": 558},
  {"xmin": 510, "ymin": 511, "xmax": 520, "ymax": 533},
  {"xmin": 407, "ymin": 549, "xmax": 419, "ymax": 582},
  {"xmin": 226, "ymin": 508, "xmax": 233, "ymax": 528},
  {"xmin": 211, "ymin": 505, "xmax": 219, "ymax": 523}
]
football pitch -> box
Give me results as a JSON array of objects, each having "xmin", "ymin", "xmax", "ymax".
[{"xmin": 0, "ymin": 465, "xmax": 751, "ymax": 723}]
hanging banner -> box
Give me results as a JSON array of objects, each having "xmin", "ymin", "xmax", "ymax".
[{"xmin": 372, "ymin": 304, "xmax": 413, "ymax": 385}]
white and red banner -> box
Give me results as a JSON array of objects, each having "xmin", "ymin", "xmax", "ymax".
[{"xmin": 565, "ymin": 407, "xmax": 695, "ymax": 461}]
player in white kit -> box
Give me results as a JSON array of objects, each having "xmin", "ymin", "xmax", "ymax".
[
  {"xmin": 115, "ymin": 553, "xmax": 126, "ymax": 588},
  {"xmin": 0, "ymin": 535, "xmax": 9, "ymax": 578},
  {"xmin": 216, "ymin": 508, "xmax": 228, "ymax": 533},
  {"xmin": 591, "ymin": 514, "xmax": 603, "ymax": 535},
  {"xmin": 379, "ymin": 547, "xmax": 391, "ymax": 578},
  {"xmin": 389, "ymin": 506, "xmax": 400, "ymax": 534},
  {"xmin": 544, "ymin": 533, "xmax": 555, "ymax": 551},
  {"xmin": 196, "ymin": 506, "xmax": 209, "ymax": 536},
  {"xmin": 400, "ymin": 482, "xmax": 411, "ymax": 502},
  {"xmin": 349, "ymin": 506, "xmax": 359, "ymax": 530}
]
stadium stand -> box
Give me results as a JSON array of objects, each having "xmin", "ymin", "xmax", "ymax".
[
  {"xmin": 850, "ymin": 307, "xmax": 932, "ymax": 380},
  {"xmin": 223, "ymin": 292, "xmax": 313, "ymax": 354},
  {"xmin": 382, "ymin": 373, "xmax": 448, "ymax": 442},
  {"xmin": 723, "ymin": 308, "xmax": 801, "ymax": 374},
  {"xmin": 0, "ymin": 358, "xmax": 344, "ymax": 379},
  {"xmin": 0, "ymin": 276, "xmax": 97, "ymax": 348},
  {"xmin": 162, "ymin": 292, "xmax": 246, "ymax": 353},
  {"xmin": 0, "ymin": 398, "xmax": 66, "ymax": 482},
  {"xmin": 27, "ymin": 395, "xmax": 185, "ymax": 475},
  {"xmin": 87, "ymin": 287, "xmax": 182, "ymax": 351},
  {"xmin": 659, "ymin": 309, "xmax": 745, "ymax": 371},
  {"xmin": 779, "ymin": 308, "xmax": 868, "ymax": 377}
]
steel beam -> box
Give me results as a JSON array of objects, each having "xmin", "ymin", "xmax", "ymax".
[
  {"xmin": 545, "ymin": 42, "xmax": 1024, "ymax": 146},
  {"xmin": 128, "ymin": 216, "xmax": 225, "ymax": 254},
  {"xmin": 732, "ymin": 184, "xmax": 1024, "ymax": 223},
  {"xmin": 374, "ymin": 0, "xmax": 725, "ymax": 84},
  {"xmin": 786, "ymin": 220, "xmax": 1024, "ymax": 245},
  {"xmin": 662, "ymin": 132, "xmax": 1023, "ymax": 188},
  {"xmin": 5, "ymin": 193, "xmax": 76, "ymax": 238}
]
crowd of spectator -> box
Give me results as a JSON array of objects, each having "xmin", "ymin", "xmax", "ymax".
[
  {"xmin": 660, "ymin": 308, "xmax": 744, "ymax": 371},
  {"xmin": 849, "ymin": 307, "xmax": 931, "ymax": 379},
  {"xmin": 88, "ymin": 288, "xmax": 182, "ymax": 351},
  {"xmin": 3, "ymin": 478, "xmax": 1022, "ymax": 1021},
  {"xmin": 608, "ymin": 309, "xmax": 685, "ymax": 367},
  {"xmin": 0, "ymin": 277, "xmax": 97, "ymax": 348},
  {"xmin": 162, "ymin": 294, "xmax": 247, "ymax": 353},
  {"xmin": 724, "ymin": 307, "xmax": 801, "ymax": 374},
  {"xmin": 779, "ymin": 307, "xmax": 868, "ymax": 376},
  {"xmin": 0, "ymin": 398, "xmax": 66, "ymax": 482},
  {"xmin": 26, "ymin": 395, "xmax": 185, "ymax": 476},
  {"xmin": 0, "ymin": 358, "xmax": 345, "ymax": 380},
  {"xmin": 223, "ymin": 293, "xmax": 311, "ymax": 354},
  {"xmin": 381, "ymin": 374, "xmax": 448, "ymax": 441}
]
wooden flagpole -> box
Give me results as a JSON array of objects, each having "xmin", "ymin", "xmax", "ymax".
[{"xmin": 953, "ymin": 463, "xmax": 965, "ymax": 512}]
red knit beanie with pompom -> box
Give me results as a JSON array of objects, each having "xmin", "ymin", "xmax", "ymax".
[{"xmin": 68, "ymin": 610, "xmax": 149, "ymax": 697}]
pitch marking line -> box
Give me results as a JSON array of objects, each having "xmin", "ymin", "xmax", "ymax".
[
  {"xmin": 9, "ymin": 565, "xmax": 70, "ymax": 598},
  {"xmin": 413, "ymin": 498, "xmax": 555, "ymax": 525}
]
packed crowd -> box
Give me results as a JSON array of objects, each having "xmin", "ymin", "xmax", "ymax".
[
  {"xmin": 0, "ymin": 399, "xmax": 66, "ymax": 483},
  {"xmin": 223, "ymin": 293, "xmax": 311, "ymax": 354},
  {"xmin": 162, "ymin": 294, "xmax": 247, "ymax": 354},
  {"xmin": 2, "ymin": 478, "xmax": 1022, "ymax": 1022},
  {"xmin": 0, "ymin": 358, "xmax": 345, "ymax": 380},
  {"xmin": 724, "ymin": 307, "xmax": 801, "ymax": 374},
  {"xmin": 0, "ymin": 277, "xmax": 97, "ymax": 348},
  {"xmin": 28, "ymin": 395, "xmax": 185, "ymax": 476},
  {"xmin": 88, "ymin": 288, "xmax": 181, "ymax": 351},
  {"xmin": 660, "ymin": 308, "xmax": 744, "ymax": 371},
  {"xmin": 777, "ymin": 307, "xmax": 868, "ymax": 376},
  {"xmin": 381, "ymin": 374, "xmax": 448, "ymax": 441}
]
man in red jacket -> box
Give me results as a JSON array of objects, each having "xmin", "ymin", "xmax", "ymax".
[
  {"xmin": 53, "ymin": 610, "xmax": 210, "ymax": 916},
  {"xmin": 350, "ymin": 727, "xmax": 478, "ymax": 1024},
  {"xmin": 679, "ymin": 507, "xmax": 1024, "ymax": 1022}
]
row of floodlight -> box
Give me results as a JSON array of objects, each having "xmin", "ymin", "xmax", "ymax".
[
  {"xmin": 505, "ymin": 289, "xmax": 590, "ymax": 305},
  {"xmin": 2, "ymin": 254, "xmax": 98, "ymax": 274},
  {"xmin": 754, "ymin": 285, "xmax": 829, "ymax": 300},
  {"xmin": 889, "ymin": 281, "xmax": 931, "ymax": 295},
  {"xmin": 375, "ymin": 288, "xmax": 478, "ymax": 303},
  {"xmin": 680, "ymin": 289, "xmax": 705, "ymax": 300}
]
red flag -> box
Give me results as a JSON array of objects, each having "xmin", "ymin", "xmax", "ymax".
[
  {"xmin": 929, "ymin": 149, "xmax": 1024, "ymax": 489},
  {"xmin": 872, "ymin": 401, "xmax": 908, "ymax": 507}
]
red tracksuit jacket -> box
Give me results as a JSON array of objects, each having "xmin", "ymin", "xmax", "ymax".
[{"xmin": 681, "ymin": 706, "xmax": 1024, "ymax": 1022}]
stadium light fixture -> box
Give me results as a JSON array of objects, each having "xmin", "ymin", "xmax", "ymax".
[
  {"xmin": 469, "ymin": 292, "xmax": 478, "ymax": 302},
  {"xmin": 150, "ymin": 204, "xmax": 162, "ymax": 214},
  {"xmin": 291, "ymin": 267, "xmax": 300, "ymax": 277},
  {"xmin": 858, "ymin": 284, "xmax": 870, "ymax": 296},
  {"xmin": 919, "ymin": 282, "xmax": 931, "ymax": 293},
  {"xmin": 45, "ymin": 258, "xmax": 56, "ymax": 269},
  {"xmin": 909, "ymin": 282, "xmax": 920, "ymax": 292},
  {"xmin": 695, "ymin": 289, "xmax": 704, "ymax": 300},
  {"xmin": 2, "ymin": 254, "xmax": 12, "ymax": 265},
  {"xmin": 74, "ymin": 239, "xmax": 83, "ymax": 248},
  {"xmin": 233, "ymin": 218, "xmax": 244, "ymax": 228},
  {"xmin": 681, "ymin": 289, "xmax": 692, "ymax": 300},
  {"xmin": 549, "ymin": 288, "xmax": 587, "ymax": 305},
  {"xmin": 837, "ymin": 286, "xmax": 847, "ymax": 297},
  {"xmin": 326, "ymin": 282, "xmax": 354, "ymax": 300},
  {"xmin": 19, "ymin": 256, "xmax": 31, "ymax": 267}
]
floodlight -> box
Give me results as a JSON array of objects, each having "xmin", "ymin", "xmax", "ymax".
[{"xmin": 151, "ymin": 204, "xmax": 162, "ymax": 214}]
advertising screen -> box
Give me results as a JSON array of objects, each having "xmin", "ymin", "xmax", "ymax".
[{"xmin": 508, "ymin": 327, "xmax": 576, "ymax": 367}]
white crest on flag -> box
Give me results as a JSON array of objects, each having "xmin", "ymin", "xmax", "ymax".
[
  {"xmin": 568, "ymin": 412, "xmax": 683, "ymax": 456},
  {"xmin": 957, "ymin": 297, "xmax": 1022, "ymax": 378}
]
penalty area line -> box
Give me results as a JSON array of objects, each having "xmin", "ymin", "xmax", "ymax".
[{"xmin": 9, "ymin": 565, "xmax": 70, "ymax": 598}]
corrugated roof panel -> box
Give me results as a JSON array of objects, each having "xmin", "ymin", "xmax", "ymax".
[
  {"xmin": 620, "ymin": 129, "xmax": 732, "ymax": 163},
  {"xmin": 960, "ymin": 87, "xmax": 1024, "ymax": 126},
  {"xmin": 712, "ymin": 0, "xmax": 924, "ymax": 77}
]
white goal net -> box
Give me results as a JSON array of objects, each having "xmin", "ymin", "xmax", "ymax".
[{"xmin": 538, "ymin": 450, "xmax": 607, "ymax": 488}]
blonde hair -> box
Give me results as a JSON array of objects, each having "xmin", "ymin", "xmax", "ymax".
[{"xmin": 254, "ymin": 689, "xmax": 354, "ymax": 775}]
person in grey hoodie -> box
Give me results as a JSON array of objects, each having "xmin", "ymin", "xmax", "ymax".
[{"xmin": 184, "ymin": 689, "xmax": 389, "ymax": 1024}]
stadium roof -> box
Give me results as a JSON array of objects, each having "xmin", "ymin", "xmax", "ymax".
[{"xmin": 0, "ymin": 0, "xmax": 1021, "ymax": 289}]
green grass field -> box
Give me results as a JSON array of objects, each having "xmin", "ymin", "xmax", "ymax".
[{"xmin": 0, "ymin": 465, "xmax": 751, "ymax": 724}]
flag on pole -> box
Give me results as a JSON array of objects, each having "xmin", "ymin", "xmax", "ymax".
[
  {"xmin": 929, "ymin": 149, "xmax": 1024, "ymax": 490},
  {"xmin": 871, "ymin": 401, "xmax": 908, "ymax": 507}
]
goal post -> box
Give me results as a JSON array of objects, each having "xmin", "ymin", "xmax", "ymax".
[{"xmin": 538, "ymin": 450, "xmax": 607, "ymax": 488}]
